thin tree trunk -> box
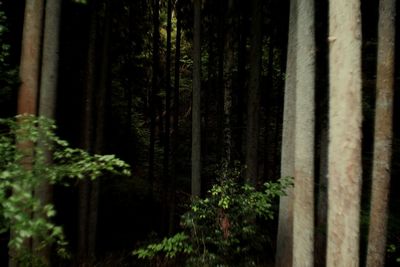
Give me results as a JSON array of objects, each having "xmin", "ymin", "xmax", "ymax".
[
  {"xmin": 192, "ymin": 0, "xmax": 201, "ymax": 196},
  {"xmin": 169, "ymin": 0, "xmax": 181, "ymax": 234},
  {"xmin": 10, "ymin": 1, "xmax": 44, "ymax": 266},
  {"xmin": 245, "ymin": 0, "xmax": 262, "ymax": 185},
  {"xmin": 149, "ymin": 0, "xmax": 160, "ymax": 190},
  {"xmin": 275, "ymin": 0, "xmax": 297, "ymax": 266},
  {"xmin": 222, "ymin": 0, "xmax": 234, "ymax": 176},
  {"xmin": 33, "ymin": 0, "xmax": 61, "ymax": 264},
  {"xmin": 327, "ymin": 0, "xmax": 362, "ymax": 265},
  {"xmin": 292, "ymin": 0, "xmax": 315, "ymax": 265},
  {"xmin": 87, "ymin": 0, "xmax": 111, "ymax": 258},
  {"xmin": 366, "ymin": 0, "xmax": 396, "ymax": 266},
  {"xmin": 78, "ymin": 0, "xmax": 97, "ymax": 262}
]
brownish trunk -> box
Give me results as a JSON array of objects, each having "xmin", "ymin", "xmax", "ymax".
[
  {"xmin": 366, "ymin": 0, "xmax": 395, "ymax": 266},
  {"xmin": 10, "ymin": 1, "xmax": 44, "ymax": 266},
  {"xmin": 192, "ymin": 0, "xmax": 201, "ymax": 196}
]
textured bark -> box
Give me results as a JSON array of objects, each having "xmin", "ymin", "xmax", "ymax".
[
  {"xmin": 33, "ymin": 0, "xmax": 62, "ymax": 263},
  {"xmin": 366, "ymin": 0, "xmax": 395, "ymax": 266},
  {"xmin": 245, "ymin": 0, "xmax": 262, "ymax": 185},
  {"xmin": 192, "ymin": 0, "xmax": 201, "ymax": 196},
  {"xmin": 327, "ymin": 0, "xmax": 362, "ymax": 266},
  {"xmin": 275, "ymin": 0, "xmax": 297, "ymax": 266},
  {"xmin": 10, "ymin": 1, "xmax": 44, "ymax": 266},
  {"xmin": 292, "ymin": 0, "xmax": 315, "ymax": 265}
]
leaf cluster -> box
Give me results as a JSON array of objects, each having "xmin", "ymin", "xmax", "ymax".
[
  {"xmin": 0, "ymin": 115, "xmax": 130, "ymax": 263},
  {"xmin": 133, "ymin": 168, "xmax": 293, "ymax": 266}
]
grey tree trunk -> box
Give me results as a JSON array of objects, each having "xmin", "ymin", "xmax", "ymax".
[
  {"xmin": 33, "ymin": 0, "xmax": 61, "ymax": 264},
  {"xmin": 327, "ymin": 0, "xmax": 362, "ymax": 265},
  {"xmin": 292, "ymin": 0, "xmax": 315, "ymax": 265},
  {"xmin": 275, "ymin": 0, "xmax": 297, "ymax": 266},
  {"xmin": 245, "ymin": 0, "xmax": 262, "ymax": 185},
  {"xmin": 192, "ymin": 0, "xmax": 201, "ymax": 196},
  {"xmin": 11, "ymin": 1, "xmax": 44, "ymax": 266},
  {"xmin": 366, "ymin": 0, "xmax": 396, "ymax": 266}
]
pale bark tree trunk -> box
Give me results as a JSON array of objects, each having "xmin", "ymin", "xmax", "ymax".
[
  {"xmin": 366, "ymin": 0, "xmax": 396, "ymax": 266},
  {"xmin": 245, "ymin": 0, "xmax": 261, "ymax": 185},
  {"xmin": 33, "ymin": 0, "xmax": 62, "ymax": 264},
  {"xmin": 275, "ymin": 0, "xmax": 297, "ymax": 266},
  {"xmin": 292, "ymin": 0, "xmax": 315, "ymax": 265},
  {"xmin": 192, "ymin": 0, "xmax": 201, "ymax": 196},
  {"xmin": 327, "ymin": 0, "xmax": 362, "ymax": 265},
  {"xmin": 10, "ymin": 1, "xmax": 44, "ymax": 266}
]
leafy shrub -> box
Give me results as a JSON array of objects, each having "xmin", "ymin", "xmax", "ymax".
[
  {"xmin": 0, "ymin": 115, "xmax": 130, "ymax": 264},
  {"xmin": 133, "ymin": 168, "xmax": 293, "ymax": 266}
]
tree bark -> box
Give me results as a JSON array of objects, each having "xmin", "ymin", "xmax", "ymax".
[
  {"xmin": 78, "ymin": 0, "xmax": 97, "ymax": 262},
  {"xmin": 245, "ymin": 0, "xmax": 262, "ymax": 185},
  {"xmin": 275, "ymin": 0, "xmax": 297, "ymax": 266},
  {"xmin": 192, "ymin": 0, "xmax": 201, "ymax": 196},
  {"xmin": 222, "ymin": 0, "xmax": 234, "ymax": 176},
  {"xmin": 366, "ymin": 0, "xmax": 396, "ymax": 266},
  {"xmin": 292, "ymin": 0, "xmax": 315, "ymax": 265},
  {"xmin": 11, "ymin": 1, "xmax": 44, "ymax": 266},
  {"xmin": 169, "ymin": 0, "xmax": 182, "ymax": 234},
  {"xmin": 327, "ymin": 0, "xmax": 362, "ymax": 265},
  {"xmin": 33, "ymin": 0, "xmax": 62, "ymax": 264},
  {"xmin": 149, "ymin": 0, "xmax": 160, "ymax": 190}
]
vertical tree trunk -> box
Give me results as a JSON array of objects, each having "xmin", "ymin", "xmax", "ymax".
[
  {"xmin": 78, "ymin": 0, "xmax": 97, "ymax": 262},
  {"xmin": 327, "ymin": 0, "xmax": 362, "ymax": 265},
  {"xmin": 11, "ymin": 1, "xmax": 44, "ymax": 266},
  {"xmin": 275, "ymin": 0, "xmax": 297, "ymax": 266},
  {"xmin": 169, "ymin": 0, "xmax": 181, "ymax": 233},
  {"xmin": 366, "ymin": 0, "xmax": 396, "ymax": 266},
  {"xmin": 192, "ymin": 0, "xmax": 201, "ymax": 196},
  {"xmin": 222, "ymin": 0, "xmax": 234, "ymax": 176},
  {"xmin": 87, "ymin": 0, "xmax": 111, "ymax": 258},
  {"xmin": 292, "ymin": 0, "xmax": 315, "ymax": 265},
  {"xmin": 245, "ymin": 0, "xmax": 262, "ymax": 185},
  {"xmin": 33, "ymin": 0, "xmax": 61, "ymax": 264},
  {"xmin": 149, "ymin": 0, "xmax": 160, "ymax": 189}
]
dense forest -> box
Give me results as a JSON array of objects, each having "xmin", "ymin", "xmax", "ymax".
[{"xmin": 0, "ymin": 0, "xmax": 399, "ymax": 266}]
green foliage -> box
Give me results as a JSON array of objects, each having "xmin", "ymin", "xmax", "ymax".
[
  {"xmin": 133, "ymin": 167, "xmax": 293, "ymax": 266},
  {"xmin": 0, "ymin": 115, "xmax": 130, "ymax": 263}
]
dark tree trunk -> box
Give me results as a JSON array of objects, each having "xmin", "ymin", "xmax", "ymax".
[{"xmin": 192, "ymin": 0, "xmax": 201, "ymax": 196}]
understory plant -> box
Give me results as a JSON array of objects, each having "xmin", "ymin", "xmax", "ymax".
[
  {"xmin": 133, "ymin": 167, "xmax": 293, "ymax": 266},
  {"xmin": 0, "ymin": 115, "xmax": 130, "ymax": 264}
]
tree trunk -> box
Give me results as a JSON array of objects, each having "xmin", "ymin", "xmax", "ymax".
[
  {"xmin": 149, "ymin": 0, "xmax": 160, "ymax": 190},
  {"xmin": 366, "ymin": 0, "xmax": 395, "ymax": 266},
  {"xmin": 33, "ymin": 0, "xmax": 61, "ymax": 264},
  {"xmin": 222, "ymin": 0, "xmax": 234, "ymax": 176},
  {"xmin": 292, "ymin": 0, "xmax": 315, "ymax": 265},
  {"xmin": 169, "ymin": 0, "xmax": 182, "ymax": 234},
  {"xmin": 78, "ymin": 0, "xmax": 97, "ymax": 262},
  {"xmin": 275, "ymin": 0, "xmax": 297, "ymax": 266},
  {"xmin": 11, "ymin": 1, "xmax": 44, "ymax": 266},
  {"xmin": 245, "ymin": 0, "xmax": 262, "ymax": 185},
  {"xmin": 327, "ymin": 0, "xmax": 362, "ymax": 265},
  {"xmin": 192, "ymin": 0, "xmax": 201, "ymax": 196}
]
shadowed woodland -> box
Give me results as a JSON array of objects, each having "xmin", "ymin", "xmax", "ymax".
[{"xmin": 0, "ymin": 0, "xmax": 399, "ymax": 266}]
